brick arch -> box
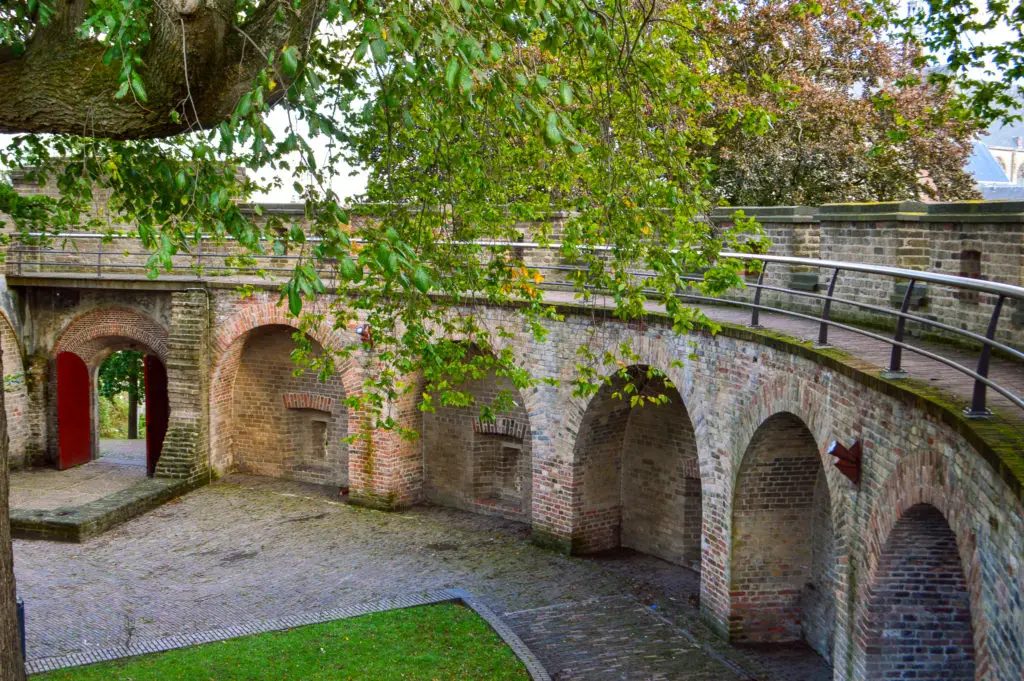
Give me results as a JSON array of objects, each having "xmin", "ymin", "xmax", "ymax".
[
  {"xmin": 566, "ymin": 362, "xmax": 703, "ymax": 566},
  {"xmin": 718, "ymin": 375, "xmax": 852, "ymax": 665},
  {"xmin": 54, "ymin": 306, "xmax": 168, "ymax": 365},
  {"xmin": 209, "ymin": 302, "xmax": 365, "ymax": 478},
  {"xmin": 853, "ymin": 449, "xmax": 990, "ymax": 681}
]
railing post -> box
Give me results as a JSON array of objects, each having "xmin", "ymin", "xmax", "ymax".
[
  {"xmin": 882, "ymin": 279, "xmax": 915, "ymax": 379},
  {"xmin": 749, "ymin": 262, "xmax": 767, "ymax": 329},
  {"xmin": 96, "ymin": 240, "xmax": 102, "ymax": 277},
  {"xmin": 965, "ymin": 295, "xmax": 1005, "ymax": 419},
  {"xmin": 196, "ymin": 236, "xmax": 203, "ymax": 275},
  {"xmin": 17, "ymin": 246, "xmax": 22, "ymax": 275},
  {"xmin": 817, "ymin": 267, "xmax": 840, "ymax": 347}
]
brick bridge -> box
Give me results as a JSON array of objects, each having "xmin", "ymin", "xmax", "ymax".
[{"xmin": 2, "ymin": 200, "xmax": 1023, "ymax": 681}]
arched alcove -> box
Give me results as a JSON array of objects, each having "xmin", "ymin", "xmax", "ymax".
[
  {"xmin": 729, "ymin": 412, "xmax": 836, "ymax": 662},
  {"xmin": 421, "ymin": 348, "xmax": 533, "ymax": 521},
  {"xmin": 862, "ymin": 503, "xmax": 975, "ymax": 680},
  {"xmin": 213, "ymin": 324, "xmax": 348, "ymax": 485},
  {"xmin": 571, "ymin": 366, "xmax": 702, "ymax": 570}
]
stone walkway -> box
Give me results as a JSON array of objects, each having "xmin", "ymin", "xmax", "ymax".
[
  {"xmin": 13, "ymin": 475, "xmax": 828, "ymax": 680},
  {"xmin": 8, "ymin": 440, "xmax": 146, "ymax": 511},
  {"xmin": 542, "ymin": 290, "xmax": 1024, "ymax": 424},
  {"xmin": 96, "ymin": 439, "xmax": 146, "ymax": 467}
]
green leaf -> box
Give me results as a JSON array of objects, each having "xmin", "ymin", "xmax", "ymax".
[
  {"xmin": 339, "ymin": 256, "xmax": 359, "ymax": 280},
  {"xmin": 412, "ymin": 266, "xmax": 431, "ymax": 293},
  {"xmin": 237, "ymin": 93, "xmax": 252, "ymax": 117},
  {"xmin": 459, "ymin": 67, "xmax": 474, "ymax": 92},
  {"xmin": 354, "ymin": 40, "xmax": 369, "ymax": 62},
  {"xmin": 287, "ymin": 284, "xmax": 302, "ymax": 316},
  {"xmin": 281, "ymin": 46, "xmax": 300, "ymax": 76},
  {"xmin": 559, "ymin": 82, "xmax": 573, "ymax": 106},
  {"xmin": 445, "ymin": 59, "xmax": 459, "ymax": 90},
  {"xmin": 370, "ymin": 38, "xmax": 387, "ymax": 62},
  {"xmin": 129, "ymin": 71, "xmax": 148, "ymax": 103},
  {"xmin": 544, "ymin": 112, "xmax": 561, "ymax": 144}
]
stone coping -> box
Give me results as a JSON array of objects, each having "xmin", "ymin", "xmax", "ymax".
[
  {"xmin": 10, "ymin": 477, "xmax": 197, "ymax": 542},
  {"xmin": 25, "ymin": 589, "xmax": 551, "ymax": 681},
  {"xmin": 712, "ymin": 200, "xmax": 1024, "ymax": 223}
]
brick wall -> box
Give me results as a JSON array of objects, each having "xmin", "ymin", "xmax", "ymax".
[
  {"xmin": 729, "ymin": 412, "xmax": 833, "ymax": 649},
  {"xmin": 571, "ymin": 371, "xmax": 702, "ymax": 567},
  {"xmin": 229, "ymin": 325, "xmax": 348, "ymax": 486},
  {"xmin": 620, "ymin": 381, "xmax": 701, "ymax": 569},
  {"xmin": 860, "ymin": 504, "xmax": 975, "ymax": 681},
  {"xmin": 422, "ymin": 364, "xmax": 533, "ymax": 522},
  {"xmin": 0, "ymin": 311, "xmax": 31, "ymax": 467}
]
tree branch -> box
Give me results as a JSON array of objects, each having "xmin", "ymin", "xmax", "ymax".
[{"xmin": 0, "ymin": 0, "xmax": 324, "ymax": 139}]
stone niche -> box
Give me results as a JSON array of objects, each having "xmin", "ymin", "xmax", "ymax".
[{"xmin": 472, "ymin": 417, "xmax": 530, "ymax": 517}]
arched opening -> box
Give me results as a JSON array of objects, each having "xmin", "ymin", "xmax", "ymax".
[
  {"xmin": 422, "ymin": 348, "xmax": 533, "ymax": 522},
  {"xmin": 214, "ymin": 325, "xmax": 348, "ymax": 486},
  {"xmin": 862, "ymin": 504, "xmax": 975, "ymax": 680},
  {"xmin": 729, "ymin": 412, "xmax": 836, "ymax": 664},
  {"xmin": 56, "ymin": 346, "xmax": 170, "ymax": 474},
  {"xmin": 571, "ymin": 366, "xmax": 702, "ymax": 572},
  {"xmin": 91, "ymin": 350, "xmax": 169, "ymax": 475}
]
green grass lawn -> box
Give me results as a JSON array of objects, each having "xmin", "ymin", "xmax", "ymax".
[{"xmin": 34, "ymin": 602, "xmax": 530, "ymax": 681}]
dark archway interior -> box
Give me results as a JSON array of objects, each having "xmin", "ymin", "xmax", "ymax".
[{"xmin": 863, "ymin": 503, "xmax": 975, "ymax": 681}]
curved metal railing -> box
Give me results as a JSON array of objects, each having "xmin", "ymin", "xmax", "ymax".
[{"xmin": 6, "ymin": 233, "xmax": 1024, "ymax": 418}]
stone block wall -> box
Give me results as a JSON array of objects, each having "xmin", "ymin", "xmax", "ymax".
[{"xmin": 717, "ymin": 202, "xmax": 1024, "ymax": 348}]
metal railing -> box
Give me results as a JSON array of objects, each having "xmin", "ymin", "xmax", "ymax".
[{"xmin": 6, "ymin": 233, "xmax": 1024, "ymax": 419}]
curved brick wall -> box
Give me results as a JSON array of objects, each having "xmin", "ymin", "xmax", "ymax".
[{"xmin": 8, "ymin": 285, "xmax": 1022, "ymax": 681}]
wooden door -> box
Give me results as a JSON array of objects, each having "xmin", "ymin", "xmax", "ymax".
[
  {"xmin": 144, "ymin": 355, "xmax": 169, "ymax": 477},
  {"xmin": 57, "ymin": 352, "xmax": 91, "ymax": 470}
]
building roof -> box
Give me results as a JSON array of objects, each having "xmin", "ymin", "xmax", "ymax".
[
  {"xmin": 977, "ymin": 182, "xmax": 1024, "ymax": 200},
  {"xmin": 968, "ymin": 141, "xmax": 1010, "ymax": 182}
]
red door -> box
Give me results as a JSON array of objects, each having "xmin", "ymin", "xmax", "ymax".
[
  {"xmin": 144, "ymin": 355, "xmax": 169, "ymax": 477},
  {"xmin": 57, "ymin": 352, "xmax": 91, "ymax": 470}
]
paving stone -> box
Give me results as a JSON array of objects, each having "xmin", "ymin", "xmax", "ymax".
[{"xmin": 13, "ymin": 474, "xmax": 821, "ymax": 680}]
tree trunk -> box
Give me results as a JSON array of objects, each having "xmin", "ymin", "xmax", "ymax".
[
  {"xmin": 127, "ymin": 369, "xmax": 138, "ymax": 441},
  {"xmin": 0, "ymin": 343, "xmax": 27, "ymax": 680}
]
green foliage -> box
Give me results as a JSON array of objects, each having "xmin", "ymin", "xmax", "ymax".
[
  {"xmin": 97, "ymin": 351, "xmax": 144, "ymax": 402},
  {"xmin": 1, "ymin": 0, "xmax": 1000, "ymax": 426},
  {"xmin": 34, "ymin": 603, "xmax": 528, "ymax": 681}
]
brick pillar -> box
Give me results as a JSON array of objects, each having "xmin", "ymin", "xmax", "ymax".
[
  {"xmin": 23, "ymin": 353, "xmax": 47, "ymax": 466},
  {"xmin": 527, "ymin": 384, "xmax": 574, "ymax": 553},
  {"xmin": 347, "ymin": 370, "xmax": 424, "ymax": 510},
  {"xmin": 155, "ymin": 289, "xmax": 210, "ymax": 483}
]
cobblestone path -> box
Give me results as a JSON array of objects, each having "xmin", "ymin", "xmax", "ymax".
[{"xmin": 13, "ymin": 475, "xmax": 827, "ymax": 680}]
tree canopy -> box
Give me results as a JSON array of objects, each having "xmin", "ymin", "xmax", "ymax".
[{"xmin": 1, "ymin": 1, "xmax": 1021, "ymax": 676}]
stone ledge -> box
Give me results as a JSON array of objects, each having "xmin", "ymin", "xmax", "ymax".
[{"xmin": 10, "ymin": 477, "xmax": 201, "ymax": 542}]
